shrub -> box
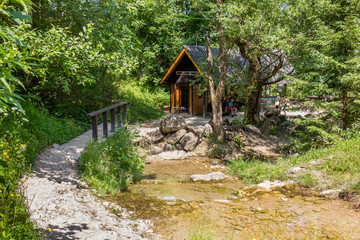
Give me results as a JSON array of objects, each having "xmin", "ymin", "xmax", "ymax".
[
  {"xmin": 78, "ymin": 128, "xmax": 144, "ymax": 193},
  {"xmin": 0, "ymin": 102, "xmax": 84, "ymax": 239}
]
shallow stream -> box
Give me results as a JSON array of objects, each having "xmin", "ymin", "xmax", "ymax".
[{"xmin": 108, "ymin": 157, "xmax": 360, "ymax": 239}]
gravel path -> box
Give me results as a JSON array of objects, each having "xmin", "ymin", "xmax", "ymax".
[{"xmin": 23, "ymin": 126, "xmax": 156, "ymax": 240}]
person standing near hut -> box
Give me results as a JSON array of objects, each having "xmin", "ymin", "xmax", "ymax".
[
  {"xmin": 275, "ymin": 92, "xmax": 281, "ymax": 110},
  {"xmin": 282, "ymin": 97, "xmax": 290, "ymax": 117}
]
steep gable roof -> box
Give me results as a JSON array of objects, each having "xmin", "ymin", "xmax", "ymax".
[{"xmin": 160, "ymin": 45, "xmax": 292, "ymax": 85}]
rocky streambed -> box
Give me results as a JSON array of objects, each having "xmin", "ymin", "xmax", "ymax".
[{"xmin": 107, "ymin": 156, "xmax": 360, "ymax": 239}]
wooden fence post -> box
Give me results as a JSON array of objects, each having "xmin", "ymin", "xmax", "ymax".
[
  {"xmin": 117, "ymin": 106, "xmax": 121, "ymax": 127},
  {"xmin": 87, "ymin": 102, "xmax": 127, "ymax": 142},
  {"xmin": 103, "ymin": 111, "xmax": 108, "ymax": 138},
  {"xmin": 110, "ymin": 109, "xmax": 115, "ymax": 132},
  {"xmin": 123, "ymin": 103, "xmax": 127, "ymax": 126},
  {"xmin": 91, "ymin": 115, "xmax": 98, "ymax": 141}
]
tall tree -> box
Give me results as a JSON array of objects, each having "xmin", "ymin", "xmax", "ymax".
[
  {"xmin": 290, "ymin": 0, "xmax": 360, "ymax": 129},
  {"xmin": 221, "ymin": 0, "xmax": 294, "ymax": 124},
  {"xmin": 201, "ymin": 0, "xmax": 227, "ymax": 140}
]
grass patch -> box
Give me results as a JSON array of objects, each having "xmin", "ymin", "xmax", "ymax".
[
  {"xmin": 118, "ymin": 82, "xmax": 168, "ymax": 122},
  {"xmin": 229, "ymin": 135, "xmax": 360, "ymax": 192},
  {"xmin": 188, "ymin": 225, "xmax": 220, "ymax": 240},
  {"xmin": 0, "ymin": 102, "xmax": 84, "ymax": 239},
  {"xmin": 78, "ymin": 128, "xmax": 144, "ymax": 193}
]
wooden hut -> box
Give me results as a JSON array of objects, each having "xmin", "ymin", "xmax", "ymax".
[
  {"xmin": 160, "ymin": 45, "xmax": 210, "ymax": 116},
  {"xmin": 160, "ymin": 45, "xmax": 293, "ymax": 116}
]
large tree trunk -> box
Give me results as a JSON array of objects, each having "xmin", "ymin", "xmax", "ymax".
[
  {"xmin": 341, "ymin": 87, "xmax": 348, "ymax": 130},
  {"xmin": 244, "ymin": 81, "xmax": 263, "ymax": 124},
  {"xmin": 205, "ymin": 0, "xmax": 227, "ymax": 141}
]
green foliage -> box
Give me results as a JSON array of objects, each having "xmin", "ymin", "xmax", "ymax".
[
  {"xmin": 289, "ymin": 0, "xmax": 360, "ymax": 127},
  {"xmin": 118, "ymin": 82, "xmax": 168, "ymax": 122},
  {"xmin": 78, "ymin": 128, "xmax": 145, "ymax": 193},
  {"xmin": 229, "ymin": 158, "xmax": 286, "ymax": 184},
  {"xmin": 188, "ymin": 224, "xmax": 220, "ymax": 240},
  {"xmin": 0, "ymin": 0, "xmax": 32, "ymax": 111},
  {"xmin": 229, "ymin": 134, "xmax": 360, "ymax": 192},
  {"xmin": 0, "ymin": 102, "xmax": 82, "ymax": 239},
  {"xmin": 297, "ymin": 174, "xmax": 317, "ymax": 187}
]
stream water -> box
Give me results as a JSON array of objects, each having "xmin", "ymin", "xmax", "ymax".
[{"xmin": 108, "ymin": 157, "xmax": 360, "ymax": 239}]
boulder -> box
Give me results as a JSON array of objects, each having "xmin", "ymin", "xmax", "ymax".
[
  {"xmin": 204, "ymin": 123, "xmax": 213, "ymax": 135},
  {"xmin": 159, "ymin": 114, "xmax": 186, "ymax": 134},
  {"xmin": 261, "ymin": 116, "xmax": 280, "ymax": 134},
  {"xmin": 159, "ymin": 150, "xmax": 190, "ymax": 160},
  {"xmin": 320, "ymin": 189, "xmax": 343, "ymax": 199},
  {"xmin": 164, "ymin": 144, "xmax": 174, "ymax": 151},
  {"xmin": 193, "ymin": 141, "xmax": 208, "ymax": 156},
  {"xmin": 264, "ymin": 109, "xmax": 281, "ymax": 118},
  {"xmin": 150, "ymin": 144, "xmax": 163, "ymax": 155},
  {"xmin": 225, "ymin": 131, "xmax": 235, "ymax": 141},
  {"xmin": 279, "ymin": 120, "xmax": 294, "ymax": 128},
  {"xmin": 223, "ymin": 119, "xmax": 231, "ymax": 126},
  {"xmin": 146, "ymin": 128, "xmax": 164, "ymax": 143},
  {"xmin": 180, "ymin": 132, "xmax": 199, "ymax": 151},
  {"xmin": 191, "ymin": 172, "xmax": 229, "ymax": 182},
  {"xmin": 243, "ymin": 124, "xmax": 262, "ymax": 135},
  {"xmin": 164, "ymin": 129, "xmax": 187, "ymax": 144},
  {"xmin": 186, "ymin": 125, "xmax": 205, "ymax": 139}
]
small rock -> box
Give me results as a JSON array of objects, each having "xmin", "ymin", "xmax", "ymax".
[
  {"xmin": 204, "ymin": 123, "xmax": 213, "ymax": 135},
  {"xmin": 285, "ymin": 166, "xmax": 304, "ymax": 174},
  {"xmin": 256, "ymin": 180, "xmax": 290, "ymax": 191},
  {"xmin": 53, "ymin": 143, "xmax": 60, "ymax": 148},
  {"xmin": 211, "ymin": 161, "xmax": 218, "ymax": 166},
  {"xmin": 243, "ymin": 124, "xmax": 262, "ymax": 135},
  {"xmin": 191, "ymin": 172, "xmax": 229, "ymax": 182},
  {"xmin": 320, "ymin": 189, "xmax": 343, "ymax": 199},
  {"xmin": 224, "ymin": 131, "xmax": 235, "ymax": 141},
  {"xmin": 103, "ymin": 202, "xmax": 110, "ymax": 207},
  {"xmin": 176, "ymin": 143, "xmax": 183, "ymax": 150},
  {"xmin": 163, "ymin": 144, "xmax": 173, "ymax": 151},
  {"xmin": 264, "ymin": 109, "xmax": 280, "ymax": 117},
  {"xmin": 308, "ymin": 159, "xmax": 325, "ymax": 166}
]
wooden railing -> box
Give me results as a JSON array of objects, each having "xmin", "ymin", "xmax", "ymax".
[{"xmin": 86, "ymin": 102, "xmax": 127, "ymax": 141}]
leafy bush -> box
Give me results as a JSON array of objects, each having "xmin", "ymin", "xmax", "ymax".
[
  {"xmin": 0, "ymin": 102, "xmax": 84, "ymax": 239},
  {"xmin": 78, "ymin": 128, "xmax": 144, "ymax": 193},
  {"xmin": 117, "ymin": 82, "xmax": 168, "ymax": 122}
]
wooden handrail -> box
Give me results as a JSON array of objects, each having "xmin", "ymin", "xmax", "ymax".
[
  {"xmin": 86, "ymin": 102, "xmax": 127, "ymax": 117},
  {"xmin": 86, "ymin": 102, "xmax": 128, "ymax": 141}
]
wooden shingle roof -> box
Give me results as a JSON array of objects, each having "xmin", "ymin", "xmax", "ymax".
[{"xmin": 160, "ymin": 45, "xmax": 292, "ymax": 85}]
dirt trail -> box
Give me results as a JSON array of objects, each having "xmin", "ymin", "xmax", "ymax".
[{"xmin": 23, "ymin": 126, "xmax": 156, "ymax": 240}]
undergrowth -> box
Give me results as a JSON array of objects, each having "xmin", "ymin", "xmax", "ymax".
[
  {"xmin": 229, "ymin": 134, "xmax": 360, "ymax": 192},
  {"xmin": 117, "ymin": 82, "xmax": 168, "ymax": 122},
  {"xmin": 0, "ymin": 102, "xmax": 84, "ymax": 239},
  {"xmin": 78, "ymin": 128, "xmax": 144, "ymax": 193}
]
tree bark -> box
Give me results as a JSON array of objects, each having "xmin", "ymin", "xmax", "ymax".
[
  {"xmin": 244, "ymin": 81, "xmax": 263, "ymax": 124},
  {"xmin": 341, "ymin": 87, "xmax": 348, "ymax": 130},
  {"xmin": 205, "ymin": 0, "xmax": 227, "ymax": 141}
]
